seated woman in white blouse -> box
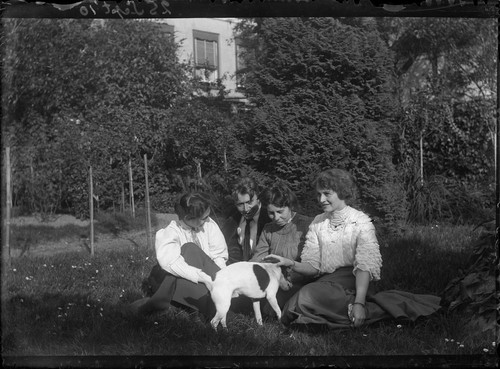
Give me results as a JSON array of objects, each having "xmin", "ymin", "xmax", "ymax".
[
  {"xmin": 130, "ymin": 192, "xmax": 227, "ymax": 318},
  {"xmin": 265, "ymin": 168, "xmax": 441, "ymax": 329}
]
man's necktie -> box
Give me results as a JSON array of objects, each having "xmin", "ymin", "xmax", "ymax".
[{"xmin": 242, "ymin": 218, "xmax": 252, "ymax": 261}]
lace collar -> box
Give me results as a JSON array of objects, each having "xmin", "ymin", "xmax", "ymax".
[{"xmin": 328, "ymin": 206, "xmax": 351, "ymax": 228}]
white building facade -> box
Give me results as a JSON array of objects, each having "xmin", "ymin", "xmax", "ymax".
[{"xmin": 154, "ymin": 18, "xmax": 248, "ymax": 108}]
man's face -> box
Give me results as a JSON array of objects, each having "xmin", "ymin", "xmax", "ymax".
[{"xmin": 235, "ymin": 193, "xmax": 259, "ymax": 217}]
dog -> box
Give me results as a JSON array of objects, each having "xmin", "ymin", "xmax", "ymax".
[{"xmin": 204, "ymin": 258, "xmax": 292, "ymax": 330}]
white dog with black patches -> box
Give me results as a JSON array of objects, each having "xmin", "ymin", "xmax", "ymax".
[{"xmin": 203, "ymin": 258, "xmax": 292, "ymax": 330}]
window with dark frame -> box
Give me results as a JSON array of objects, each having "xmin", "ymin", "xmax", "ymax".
[{"xmin": 193, "ymin": 30, "xmax": 219, "ymax": 83}]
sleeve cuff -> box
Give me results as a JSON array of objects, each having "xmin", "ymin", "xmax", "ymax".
[{"xmin": 213, "ymin": 257, "xmax": 226, "ymax": 269}]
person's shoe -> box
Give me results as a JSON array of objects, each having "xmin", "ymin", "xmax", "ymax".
[{"xmin": 128, "ymin": 297, "xmax": 149, "ymax": 315}]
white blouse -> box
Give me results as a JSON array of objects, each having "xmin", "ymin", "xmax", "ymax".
[
  {"xmin": 155, "ymin": 218, "xmax": 228, "ymax": 284},
  {"xmin": 301, "ymin": 206, "xmax": 382, "ymax": 280}
]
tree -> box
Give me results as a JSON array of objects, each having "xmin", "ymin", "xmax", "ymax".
[
  {"xmin": 2, "ymin": 18, "xmax": 190, "ymax": 217},
  {"xmin": 151, "ymin": 97, "xmax": 246, "ymax": 215},
  {"xmin": 235, "ymin": 18, "xmax": 406, "ymax": 227},
  {"xmin": 378, "ymin": 17, "xmax": 497, "ymax": 224}
]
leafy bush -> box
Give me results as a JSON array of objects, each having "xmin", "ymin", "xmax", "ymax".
[
  {"xmin": 407, "ymin": 174, "xmax": 495, "ymax": 225},
  {"xmin": 4, "ymin": 18, "xmax": 189, "ymax": 220},
  {"xmin": 441, "ymin": 221, "xmax": 497, "ymax": 341}
]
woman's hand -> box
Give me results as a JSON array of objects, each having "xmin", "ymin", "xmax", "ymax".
[
  {"xmin": 348, "ymin": 302, "xmax": 366, "ymax": 328},
  {"xmin": 263, "ymin": 254, "xmax": 293, "ymax": 267}
]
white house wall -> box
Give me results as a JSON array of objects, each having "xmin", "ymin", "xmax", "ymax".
[{"xmin": 155, "ymin": 18, "xmax": 245, "ymax": 101}]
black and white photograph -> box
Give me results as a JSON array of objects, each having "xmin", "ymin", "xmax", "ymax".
[{"xmin": 1, "ymin": 0, "xmax": 497, "ymax": 367}]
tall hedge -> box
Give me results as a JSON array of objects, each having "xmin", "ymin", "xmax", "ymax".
[{"xmin": 236, "ymin": 18, "xmax": 406, "ymax": 227}]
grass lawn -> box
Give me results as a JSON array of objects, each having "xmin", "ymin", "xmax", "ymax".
[{"xmin": 1, "ymin": 219, "xmax": 497, "ymax": 367}]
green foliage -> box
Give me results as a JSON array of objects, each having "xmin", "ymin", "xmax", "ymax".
[
  {"xmin": 3, "ymin": 19, "xmax": 189, "ymax": 219},
  {"xmin": 396, "ymin": 97, "xmax": 495, "ymax": 225},
  {"xmin": 383, "ymin": 17, "xmax": 496, "ymax": 225},
  {"xmin": 2, "ymin": 17, "xmax": 496, "ymax": 229},
  {"xmin": 442, "ymin": 221, "xmax": 497, "ymax": 341},
  {"xmin": 235, "ymin": 18, "xmax": 405, "ymax": 226},
  {"xmin": 161, "ymin": 98, "xmax": 242, "ymax": 179}
]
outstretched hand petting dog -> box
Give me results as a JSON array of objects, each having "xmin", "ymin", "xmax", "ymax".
[{"xmin": 262, "ymin": 254, "xmax": 293, "ymax": 267}]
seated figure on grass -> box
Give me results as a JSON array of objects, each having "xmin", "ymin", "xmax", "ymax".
[
  {"xmin": 249, "ymin": 182, "xmax": 313, "ymax": 311},
  {"xmin": 221, "ymin": 176, "xmax": 271, "ymax": 264},
  {"xmin": 265, "ymin": 168, "xmax": 441, "ymax": 329},
  {"xmin": 130, "ymin": 192, "xmax": 227, "ymax": 319}
]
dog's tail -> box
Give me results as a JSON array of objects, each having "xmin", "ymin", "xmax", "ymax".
[
  {"xmin": 205, "ymin": 279, "xmax": 213, "ymax": 292},
  {"xmin": 199, "ymin": 271, "xmax": 214, "ymax": 292}
]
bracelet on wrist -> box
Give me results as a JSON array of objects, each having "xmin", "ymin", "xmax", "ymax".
[{"xmin": 353, "ymin": 302, "xmax": 365, "ymax": 308}]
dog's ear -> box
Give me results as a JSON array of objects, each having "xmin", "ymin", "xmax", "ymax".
[{"xmin": 265, "ymin": 256, "xmax": 280, "ymax": 264}]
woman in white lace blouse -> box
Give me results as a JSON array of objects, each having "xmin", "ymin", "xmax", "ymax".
[{"xmin": 265, "ymin": 168, "xmax": 441, "ymax": 328}]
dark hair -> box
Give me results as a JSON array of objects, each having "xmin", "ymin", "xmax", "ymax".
[
  {"xmin": 174, "ymin": 192, "xmax": 211, "ymax": 220},
  {"xmin": 260, "ymin": 182, "xmax": 298, "ymax": 211},
  {"xmin": 313, "ymin": 168, "xmax": 356, "ymax": 201},
  {"xmin": 231, "ymin": 177, "xmax": 260, "ymax": 202}
]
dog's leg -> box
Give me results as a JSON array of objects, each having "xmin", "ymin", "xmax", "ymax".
[
  {"xmin": 252, "ymin": 300, "xmax": 263, "ymax": 325},
  {"xmin": 265, "ymin": 294, "xmax": 282, "ymax": 320},
  {"xmin": 210, "ymin": 290, "xmax": 231, "ymax": 331},
  {"xmin": 210, "ymin": 312, "xmax": 223, "ymax": 330}
]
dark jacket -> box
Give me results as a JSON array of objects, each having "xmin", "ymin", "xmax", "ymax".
[{"xmin": 221, "ymin": 207, "xmax": 271, "ymax": 264}]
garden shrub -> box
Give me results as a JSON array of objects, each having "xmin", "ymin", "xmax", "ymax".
[{"xmin": 441, "ymin": 220, "xmax": 497, "ymax": 340}]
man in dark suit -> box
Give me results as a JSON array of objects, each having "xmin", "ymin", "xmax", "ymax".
[{"xmin": 221, "ymin": 177, "xmax": 271, "ymax": 265}]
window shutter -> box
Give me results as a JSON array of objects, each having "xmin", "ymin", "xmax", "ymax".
[{"xmin": 193, "ymin": 30, "xmax": 218, "ymax": 68}]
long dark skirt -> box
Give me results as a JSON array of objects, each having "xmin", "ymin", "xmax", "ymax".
[
  {"xmin": 137, "ymin": 242, "xmax": 220, "ymax": 317},
  {"xmin": 281, "ymin": 267, "xmax": 441, "ymax": 329}
]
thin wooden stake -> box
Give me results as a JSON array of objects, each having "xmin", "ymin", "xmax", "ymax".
[
  {"xmin": 89, "ymin": 165, "xmax": 95, "ymax": 257},
  {"xmin": 3, "ymin": 147, "xmax": 12, "ymax": 265},
  {"xmin": 420, "ymin": 133, "xmax": 424, "ymax": 187},
  {"xmin": 144, "ymin": 154, "xmax": 152, "ymax": 250},
  {"xmin": 2, "ymin": 147, "xmax": 12, "ymax": 332},
  {"xmin": 121, "ymin": 182, "xmax": 125, "ymax": 212},
  {"xmin": 128, "ymin": 158, "xmax": 135, "ymax": 218}
]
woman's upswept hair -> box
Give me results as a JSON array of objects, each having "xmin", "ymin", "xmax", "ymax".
[
  {"xmin": 231, "ymin": 177, "xmax": 261, "ymax": 201},
  {"xmin": 313, "ymin": 168, "xmax": 357, "ymax": 201},
  {"xmin": 260, "ymin": 182, "xmax": 298, "ymax": 211},
  {"xmin": 175, "ymin": 192, "xmax": 211, "ymax": 220}
]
